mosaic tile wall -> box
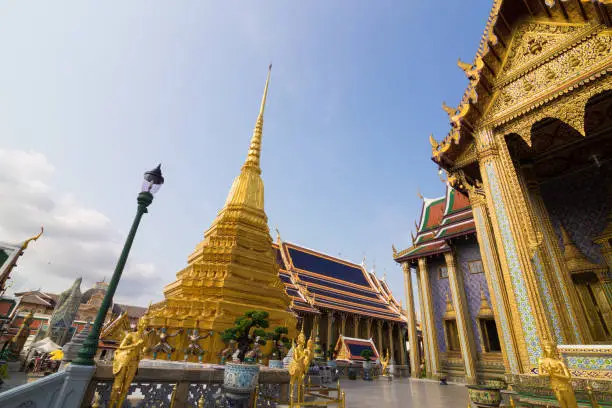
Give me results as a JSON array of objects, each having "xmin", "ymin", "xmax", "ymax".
[
  {"xmin": 429, "ymin": 255, "xmax": 450, "ymax": 353},
  {"xmin": 455, "ymin": 237, "xmax": 488, "ymax": 352},
  {"xmin": 485, "ymin": 162, "xmax": 541, "ymax": 365},
  {"xmin": 540, "ymin": 164, "xmax": 611, "ymax": 267}
]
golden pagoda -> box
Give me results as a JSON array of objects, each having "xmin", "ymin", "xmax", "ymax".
[{"xmin": 146, "ymin": 65, "xmax": 297, "ymax": 362}]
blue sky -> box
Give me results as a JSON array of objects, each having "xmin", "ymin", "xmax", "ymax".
[{"xmin": 0, "ymin": 1, "xmax": 492, "ymax": 306}]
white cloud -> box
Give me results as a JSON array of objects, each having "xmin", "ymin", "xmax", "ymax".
[{"xmin": 0, "ymin": 149, "xmax": 160, "ymax": 305}]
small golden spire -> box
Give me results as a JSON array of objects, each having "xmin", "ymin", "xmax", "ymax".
[
  {"xmin": 244, "ymin": 64, "xmax": 272, "ymax": 172},
  {"xmin": 560, "ymin": 223, "xmax": 605, "ymax": 274}
]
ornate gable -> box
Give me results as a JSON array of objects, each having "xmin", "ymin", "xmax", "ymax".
[
  {"xmin": 484, "ymin": 21, "xmax": 610, "ymax": 130},
  {"xmin": 100, "ymin": 313, "xmax": 130, "ymax": 344}
]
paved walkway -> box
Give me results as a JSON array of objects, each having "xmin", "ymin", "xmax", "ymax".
[{"xmin": 340, "ymin": 377, "xmax": 469, "ymax": 408}]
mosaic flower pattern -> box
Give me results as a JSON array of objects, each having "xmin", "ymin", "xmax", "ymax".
[
  {"xmin": 565, "ymin": 356, "xmax": 612, "ymax": 371},
  {"xmin": 485, "ymin": 162, "xmax": 541, "ymax": 365}
]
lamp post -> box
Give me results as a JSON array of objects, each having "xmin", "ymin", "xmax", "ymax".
[{"xmin": 73, "ymin": 165, "xmax": 164, "ymax": 366}]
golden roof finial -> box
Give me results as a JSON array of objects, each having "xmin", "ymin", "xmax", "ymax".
[
  {"xmin": 275, "ymin": 227, "xmax": 282, "ymax": 243},
  {"xmin": 21, "ymin": 226, "xmax": 44, "ymax": 250},
  {"xmin": 243, "ymin": 64, "xmax": 272, "ymax": 172}
]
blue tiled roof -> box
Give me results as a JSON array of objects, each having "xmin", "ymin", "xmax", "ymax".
[
  {"xmin": 297, "ymin": 273, "xmax": 379, "ymax": 299},
  {"xmin": 307, "ymin": 286, "xmax": 391, "ymax": 311},
  {"xmin": 287, "ymin": 247, "xmax": 370, "ymax": 287}
]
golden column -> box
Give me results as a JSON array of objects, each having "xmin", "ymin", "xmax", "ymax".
[
  {"xmin": 476, "ymin": 127, "xmax": 554, "ymax": 370},
  {"xmin": 418, "ymin": 257, "xmax": 440, "ymax": 378},
  {"xmin": 401, "ymin": 262, "xmax": 421, "ymax": 377},
  {"xmin": 521, "ymin": 163, "xmax": 590, "ymax": 343},
  {"xmin": 444, "ymin": 251, "xmax": 477, "ymax": 384},
  {"xmin": 376, "ymin": 320, "xmax": 383, "ymax": 355},
  {"xmin": 313, "ymin": 314, "xmax": 320, "ymax": 337},
  {"xmin": 365, "ymin": 317, "xmax": 373, "ymax": 339},
  {"xmin": 388, "ymin": 321, "xmax": 395, "ymax": 362},
  {"xmin": 327, "ymin": 310, "xmax": 334, "ymax": 350},
  {"xmin": 353, "ymin": 315, "xmax": 360, "ymax": 338},
  {"xmin": 340, "ymin": 313, "xmax": 347, "ymax": 335},
  {"xmin": 398, "ymin": 324, "xmax": 406, "ymax": 366},
  {"xmin": 466, "ymin": 186, "xmax": 522, "ymax": 374}
]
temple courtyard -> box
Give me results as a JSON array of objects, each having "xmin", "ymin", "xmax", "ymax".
[{"xmin": 341, "ymin": 378, "xmax": 469, "ymax": 408}]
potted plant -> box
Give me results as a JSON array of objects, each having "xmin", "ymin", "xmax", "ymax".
[
  {"xmin": 360, "ymin": 349, "xmax": 374, "ymax": 381},
  {"xmin": 266, "ymin": 326, "xmax": 290, "ymax": 368},
  {"xmin": 220, "ymin": 311, "xmax": 270, "ymax": 396}
]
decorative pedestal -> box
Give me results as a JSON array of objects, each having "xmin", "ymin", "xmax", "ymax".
[
  {"xmin": 223, "ymin": 363, "xmax": 260, "ymax": 399},
  {"xmin": 466, "ymin": 385, "xmax": 502, "ymax": 408}
]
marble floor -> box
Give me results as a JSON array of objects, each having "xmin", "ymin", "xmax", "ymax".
[{"xmin": 340, "ymin": 377, "xmax": 469, "ymax": 408}]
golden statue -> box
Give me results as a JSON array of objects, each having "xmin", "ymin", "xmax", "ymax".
[
  {"xmin": 109, "ymin": 319, "xmax": 147, "ymax": 408},
  {"xmin": 380, "ymin": 349, "xmax": 390, "ymax": 376},
  {"xmin": 538, "ymin": 341, "xmax": 577, "ymax": 408},
  {"xmin": 288, "ymin": 330, "xmax": 307, "ymax": 403}
]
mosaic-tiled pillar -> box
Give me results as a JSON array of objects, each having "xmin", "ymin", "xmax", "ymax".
[
  {"xmin": 388, "ymin": 321, "xmax": 395, "ymax": 362},
  {"xmin": 521, "ymin": 163, "xmax": 590, "ymax": 344},
  {"xmin": 477, "ymin": 127, "xmax": 555, "ymax": 370},
  {"xmin": 402, "ymin": 262, "xmax": 421, "ymax": 377},
  {"xmin": 353, "ymin": 315, "xmax": 360, "ymax": 338},
  {"xmin": 415, "ymin": 267, "xmax": 431, "ymax": 378},
  {"xmin": 468, "ymin": 189, "xmax": 522, "ymax": 374},
  {"xmin": 340, "ymin": 313, "xmax": 347, "ymax": 335},
  {"xmin": 418, "ymin": 257, "xmax": 440, "ymax": 378},
  {"xmin": 444, "ymin": 251, "xmax": 477, "ymax": 384}
]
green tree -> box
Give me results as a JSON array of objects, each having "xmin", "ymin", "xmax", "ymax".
[
  {"xmin": 220, "ymin": 310, "xmax": 269, "ymax": 362},
  {"xmin": 360, "ymin": 349, "xmax": 373, "ymax": 362},
  {"xmin": 266, "ymin": 326, "xmax": 290, "ymax": 359}
]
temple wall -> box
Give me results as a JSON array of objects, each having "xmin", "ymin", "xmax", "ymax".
[
  {"xmin": 540, "ymin": 164, "xmax": 612, "ymax": 265},
  {"xmin": 455, "ymin": 237, "xmax": 488, "ymax": 352},
  {"xmin": 428, "ymin": 255, "xmax": 449, "ymax": 353}
]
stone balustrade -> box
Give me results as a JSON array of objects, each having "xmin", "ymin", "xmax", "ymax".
[{"xmin": 83, "ymin": 360, "xmax": 290, "ymax": 407}]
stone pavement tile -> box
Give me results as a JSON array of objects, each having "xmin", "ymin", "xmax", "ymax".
[{"xmin": 340, "ymin": 377, "xmax": 469, "ymax": 407}]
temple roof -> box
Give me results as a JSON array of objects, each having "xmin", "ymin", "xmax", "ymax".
[
  {"xmin": 13, "ymin": 290, "xmax": 58, "ymax": 308},
  {"xmin": 274, "ymin": 241, "xmax": 406, "ymax": 322},
  {"xmin": 394, "ymin": 186, "xmax": 475, "ymax": 262},
  {"xmin": 429, "ymin": 0, "xmax": 610, "ymax": 171},
  {"xmin": 334, "ymin": 335, "xmax": 380, "ymax": 362}
]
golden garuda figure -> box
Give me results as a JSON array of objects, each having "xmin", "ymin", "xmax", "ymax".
[
  {"xmin": 538, "ymin": 341, "xmax": 577, "ymax": 408},
  {"xmin": 109, "ymin": 319, "xmax": 147, "ymax": 408},
  {"xmin": 150, "ymin": 327, "xmax": 182, "ymax": 360},
  {"xmin": 380, "ymin": 349, "xmax": 390, "ymax": 376}
]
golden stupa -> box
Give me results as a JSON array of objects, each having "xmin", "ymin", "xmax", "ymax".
[{"xmin": 145, "ymin": 65, "xmax": 297, "ymax": 362}]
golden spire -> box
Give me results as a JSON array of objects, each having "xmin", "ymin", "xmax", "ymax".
[
  {"xmin": 244, "ymin": 64, "xmax": 272, "ymax": 172},
  {"xmin": 222, "ymin": 65, "xmax": 273, "ymax": 211}
]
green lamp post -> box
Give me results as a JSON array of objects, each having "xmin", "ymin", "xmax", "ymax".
[{"xmin": 73, "ymin": 165, "xmax": 164, "ymax": 366}]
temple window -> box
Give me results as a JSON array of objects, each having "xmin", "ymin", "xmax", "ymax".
[
  {"xmin": 444, "ymin": 319, "xmax": 461, "ymax": 352},
  {"xmin": 468, "ymin": 260, "xmax": 484, "ymax": 274},
  {"xmin": 479, "ymin": 318, "xmax": 501, "ymax": 352},
  {"xmin": 438, "ymin": 266, "xmax": 448, "ymax": 279}
]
